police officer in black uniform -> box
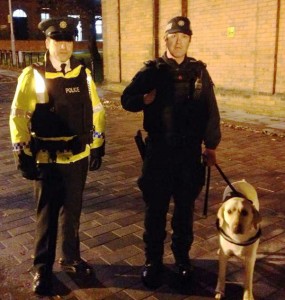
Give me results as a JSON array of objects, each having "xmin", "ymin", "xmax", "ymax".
[
  {"xmin": 10, "ymin": 17, "xmax": 105, "ymax": 295},
  {"xmin": 121, "ymin": 16, "xmax": 221, "ymax": 288}
]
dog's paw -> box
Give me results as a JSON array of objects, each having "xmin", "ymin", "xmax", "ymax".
[
  {"xmin": 215, "ymin": 292, "xmax": 224, "ymax": 299},
  {"xmin": 243, "ymin": 289, "xmax": 254, "ymax": 300},
  {"xmin": 243, "ymin": 295, "xmax": 254, "ymax": 300}
]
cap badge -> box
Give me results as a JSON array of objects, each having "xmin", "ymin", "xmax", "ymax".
[
  {"xmin": 178, "ymin": 20, "xmax": 185, "ymax": 27},
  {"xmin": 59, "ymin": 21, "xmax": 67, "ymax": 29}
]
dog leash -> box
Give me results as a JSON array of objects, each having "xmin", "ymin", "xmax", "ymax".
[
  {"xmin": 203, "ymin": 163, "xmax": 244, "ymax": 217},
  {"xmin": 214, "ymin": 164, "xmax": 244, "ymax": 198}
]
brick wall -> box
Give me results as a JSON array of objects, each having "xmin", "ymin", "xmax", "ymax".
[
  {"xmin": 102, "ymin": 0, "xmax": 285, "ymax": 117},
  {"xmin": 102, "ymin": 0, "xmax": 121, "ymax": 82},
  {"xmin": 276, "ymin": 0, "xmax": 285, "ymax": 94},
  {"xmin": 120, "ymin": 0, "xmax": 154, "ymax": 83},
  {"xmin": 189, "ymin": 0, "xmax": 260, "ymax": 91}
]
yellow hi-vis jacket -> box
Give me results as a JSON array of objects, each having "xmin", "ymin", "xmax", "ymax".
[{"xmin": 9, "ymin": 61, "xmax": 105, "ymax": 164}]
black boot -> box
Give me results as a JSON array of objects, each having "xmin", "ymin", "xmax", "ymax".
[
  {"xmin": 141, "ymin": 261, "xmax": 164, "ymax": 289},
  {"xmin": 32, "ymin": 267, "xmax": 53, "ymax": 295},
  {"xmin": 176, "ymin": 259, "xmax": 193, "ymax": 280},
  {"xmin": 59, "ymin": 258, "xmax": 94, "ymax": 275}
]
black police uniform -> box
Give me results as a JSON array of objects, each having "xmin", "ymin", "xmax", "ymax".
[
  {"xmin": 32, "ymin": 55, "xmax": 92, "ymax": 271},
  {"xmin": 121, "ymin": 53, "xmax": 221, "ymax": 266}
]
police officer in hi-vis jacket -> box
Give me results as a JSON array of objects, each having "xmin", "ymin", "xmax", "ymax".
[
  {"xmin": 121, "ymin": 16, "xmax": 221, "ymax": 289},
  {"xmin": 9, "ymin": 17, "xmax": 105, "ymax": 295}
]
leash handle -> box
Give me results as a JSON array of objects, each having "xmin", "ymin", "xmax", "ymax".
[
  {"xmin": 214, "ymin": 163, "xmax": 243, "ymax": 197},
  {"xmin": 203, "ymin": 166, "xmax": 211, "ymax": 217},
  {"xmin": 134, "ymin": 130, "xmax": 146, "ymax": 161}
]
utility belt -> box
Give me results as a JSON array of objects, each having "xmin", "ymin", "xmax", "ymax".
[
  {"xmin": 31, "ymin": 131, "xmax": 93, "ymax": 162},
  {"xmin": 147, "ymin": 133, "xmax": 201, "ymax": 148}
]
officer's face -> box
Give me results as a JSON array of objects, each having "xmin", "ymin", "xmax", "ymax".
[
  {"xmin": 46, "ymin": 37, "xmax": 73, "ymax": 62},
  {"xmin": 165, "ymin": 32, "xmax": 191, "ymax": 63}
]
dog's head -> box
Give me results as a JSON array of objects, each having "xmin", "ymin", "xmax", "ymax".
[
  {"xmin": 217, "ymin": 197, "xmax": 262, "ymax": 234},
  {"xmin": 223, "ymin": 179, "xmax": 259, "ymax": 210}
]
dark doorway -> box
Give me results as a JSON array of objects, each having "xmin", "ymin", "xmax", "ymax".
[{"xmin": 14, "ymin": 17, "xmax": 29, "ymax": 40}]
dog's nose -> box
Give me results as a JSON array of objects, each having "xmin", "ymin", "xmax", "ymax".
[{"xmin": 233, "ymin": 223, "xmax": 243, "ymax": 234}]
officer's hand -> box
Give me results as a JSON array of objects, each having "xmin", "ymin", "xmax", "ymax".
[
  {"xmin": 89, "ymin": 146, "xmax": 104, "ymax": 171},
  {"xmin": 17, "ymin": 151, "xmax": 39, "ymax": 180},
  {"xmin": 203, "ymin": 148, "xmax": 216, "ymax": 167},
  {"xmin": 89, "ymin": 156, "xmax": 102, "ymax": 171},
  {"xmin": 143, "ymin": 89, "xmax": 156, "ymax": 105}
]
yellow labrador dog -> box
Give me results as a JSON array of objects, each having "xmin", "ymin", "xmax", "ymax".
[{"xmin": 215, "ymin": 180, "xmax": 262, "ymax": 300}]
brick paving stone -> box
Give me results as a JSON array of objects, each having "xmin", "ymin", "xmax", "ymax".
[
  {"xmin": 0, "ymin": 216, "xmax": 34, "ymax": 232},
  {"xmin": 104, "ymin": 245, "xmax": 143, "ymax": 265},
  {"xmin": 89, "ymin": 247, "xmax": 108, "ymax": 261},
  {"xmin": 103, "ymin": 291, "xmax": 137, "ymax": 300},
  {"xmin": 104, "ymin": 234, "xmax": 143, "ymax": 252},
  {"xmin": 80, "ymin": 219, "xmax": 101, "ymax": 231},
  {"xmin": 8, "ymin": 221, "xmax": 35, "ymax": 236},
  {"xmin": 84, "ymin": 222, "xmax": 121, "ymax": 238},
  {"xmin": 0, "ymin": 210, "xmax": 34, "ymax": 224},
  {"xmin": 122, "ymin": 285, "xmax": 155, "ymax": 300},
  {"xmin": 83, "ymin": 232, "xmax": 119, "ymax": 249},
  {"xmin": 96, "ymin": 201, "xmax": 140, "ymax": 219},
  {"xmin": 113, "ymin": 224, "xmax": 142, "ymax": 237},
  {"xmin": 115, "ymin": 212, "xmax": 144, "ymax": 228}
]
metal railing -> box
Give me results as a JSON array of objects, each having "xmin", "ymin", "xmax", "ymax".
[{"xmin": 0, "ymin": 50, "xmax": 44, "ymax": 68}]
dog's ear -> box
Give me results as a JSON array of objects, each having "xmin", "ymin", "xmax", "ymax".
[
  {"xmin": 252, "ymin": 206, "xmax": 262, "ymax": 229},
  {"xmin": 217, "ymin": 204, "xmax": 225, "ymax": 228}
]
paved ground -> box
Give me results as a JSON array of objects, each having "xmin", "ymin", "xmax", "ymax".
[{"xmin": 0, "ymin": 68, "xmax": 285, "ymax": 300}]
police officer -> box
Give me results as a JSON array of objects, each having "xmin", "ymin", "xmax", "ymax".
[
  {"xmin": 9, "ymin": 17, "xmax": 105, "ymax": 295},
  {"xmin": 121, "ymin": 16, "xmax": 221, "ymax": 288}
]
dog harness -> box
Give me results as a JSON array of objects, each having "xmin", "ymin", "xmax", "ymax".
[{"xmin": 216, "ymin": 221, "xmax": 262, "ymax": 246}]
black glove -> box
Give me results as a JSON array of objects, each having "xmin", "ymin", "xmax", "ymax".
[
  {"xmin": 89, "ymin": 145, "xmax": 104, "ymax": 171},
  {"xmin": 89, "ymin": 155, "xmax": 102, "ymax": 171},
  {"xmin": 17, "ymin": 151, "xmax": 39, "ymax": 180}
]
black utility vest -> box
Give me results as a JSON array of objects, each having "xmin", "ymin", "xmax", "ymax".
[
  {"xmin": 144, "ymin": 57, "xmax": 208, "ymax": 140},
  {"xmin": 31, "ymin": 64, "xmax": 93, "ymax": 140}
]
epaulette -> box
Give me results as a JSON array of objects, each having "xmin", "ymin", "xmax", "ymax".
[
  {"xmin": 188, "ymin": 57, "xmax": 197, "ymax": 63},
  {"xmin": 144, "ymin": 57, "xmax": 167, "ymax": 68},
  {"xmin": 195, "ymin": 60, "xmax": 214, "ymax": 86},
  {"xmin": 32, "ymin": 62, "xmax": 45, "ymax": 76},
  {"xmin": 197, "ymin": 59, "xmax": 207, "ymax": 68},
  {"xmin": 32, "ymin": 61, "xmax": 44, "ymax": 67},
  {"xmin": 144, "ymin": 59, "xmax": 157, "ymax": 68},
  {"xmin": 188, "ymin": 57, "xmax": 207, "ymax": 68}
]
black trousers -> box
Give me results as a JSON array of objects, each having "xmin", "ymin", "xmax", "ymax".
[
  {"xmin": 138, "ymin": 139, "xmax": 204, "ymax": 264},
  {"xmin": 33, "ymin": 157, "xmax": 88, "ymax": 272}
]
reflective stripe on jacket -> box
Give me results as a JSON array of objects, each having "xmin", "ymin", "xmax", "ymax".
[{"xmin": 9, "ymin": 57, "xmax": 105, "ymax": 164}]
